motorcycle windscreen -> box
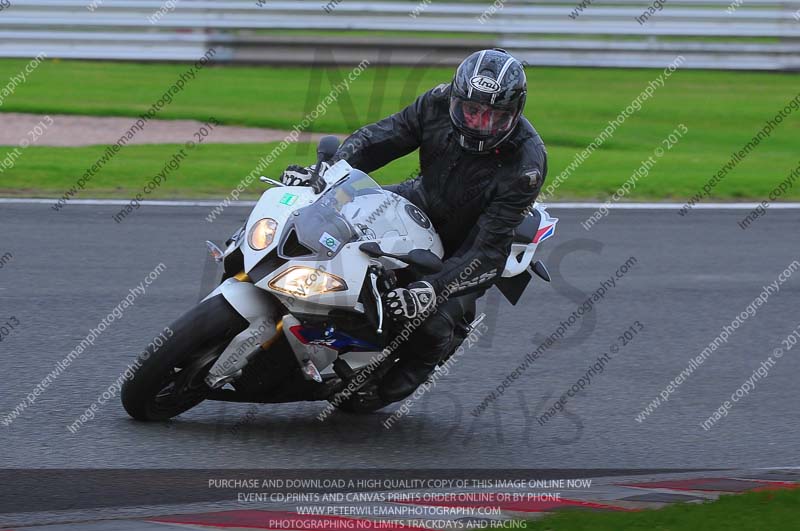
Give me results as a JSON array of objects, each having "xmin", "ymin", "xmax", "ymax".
[{"xmin": 287, "ymin": 169, "xmax": 408, "ymax": 259}]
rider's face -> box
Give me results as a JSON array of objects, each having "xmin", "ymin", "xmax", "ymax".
[{"xmin": 461, "ymin": 102, "xmax": 513, "ymax": 134}]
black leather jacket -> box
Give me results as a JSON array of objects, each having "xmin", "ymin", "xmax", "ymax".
[{"xmin": 333, "ymin": 83, "xmax": 548, "ymax": 296}]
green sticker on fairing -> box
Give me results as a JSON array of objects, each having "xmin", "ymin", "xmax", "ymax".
[
  {"xmin": 319, "ymin": 232, "xmax": 341, "ymax": 252},
  {"xmin": 279, "ymin": 193, "xmax": 298, "ymax": 206}
]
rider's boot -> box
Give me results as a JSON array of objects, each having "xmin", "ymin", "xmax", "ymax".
[
  {"xmin": 378, "ymin": 293, "xmax": 458, "ymax": 403},
  {"xmin": 378, "ymin": 356, "xmax": 439, "ymax": 403}
]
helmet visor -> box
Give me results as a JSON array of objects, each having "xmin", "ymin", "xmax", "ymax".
[{"xmin": 449, "ymin": 98, "xmax": 516, "ymax": 138}]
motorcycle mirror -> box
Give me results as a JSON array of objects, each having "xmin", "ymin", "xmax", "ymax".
[
  {"xmin": 359, "ymin": 242, "xmax": 383, "ymax": 258},
  {"xmin": 310, "ymin": 136, "xmax": 341, "ymax": 194},
  {"xmin": 358, "ymin": 243, "xmax": 443, "ymax": 274},
  {"xmin": 316, "ymin": 136, "xmax": 340, "ymax": 161},
  {"xmin": 406, "ymin": 249, "xmax": 444, "ymax": 274}
]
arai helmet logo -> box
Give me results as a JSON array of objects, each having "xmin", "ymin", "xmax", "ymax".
[{"xmin": 469, "ymin": 75, "xmax": 501, "ymax": 94}]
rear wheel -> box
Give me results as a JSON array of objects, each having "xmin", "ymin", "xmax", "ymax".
[{"xmin": 121, "ymin": 295, "xmax": 249, "ymax": 421}]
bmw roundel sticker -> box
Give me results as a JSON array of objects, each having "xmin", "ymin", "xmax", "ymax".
[{"xmin": 405, "ymin": 204, "xmax": 431, "ymax": 229}]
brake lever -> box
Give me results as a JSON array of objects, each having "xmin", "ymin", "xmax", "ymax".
[
  {"xmin": 260, "ymin": 176, "xmax": 285, "ymax": 187},
  {"xmin": 368, "ymin": 271, "xmax": 384, "ymax": 335}
]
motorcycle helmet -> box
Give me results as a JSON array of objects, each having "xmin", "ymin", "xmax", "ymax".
[{"xmin": 449, "ymin": 48, "xmax": 527, "ymax": 153}]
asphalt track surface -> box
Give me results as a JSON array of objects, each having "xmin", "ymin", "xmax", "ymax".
[{"xmin": 1, "ymin": 202, "xmax": 799, "ymax": 474}]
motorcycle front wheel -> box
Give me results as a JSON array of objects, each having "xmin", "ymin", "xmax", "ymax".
[{"xmin": 121, "ymin": 295, "xmax": 248, "ymax": 421}]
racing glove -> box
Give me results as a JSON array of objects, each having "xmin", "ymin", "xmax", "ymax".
[
  {"xmin": 385, "ymin": 281, "xmax": 436, "ymax": 321},
  {"xmin": 280, "ymin": 162, "xmax": 331, "ymax": 186}
]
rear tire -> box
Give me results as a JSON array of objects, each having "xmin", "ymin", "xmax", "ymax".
[{"xmin": 121, "ymin": 295, "xmax": 249, "ymax": 421}]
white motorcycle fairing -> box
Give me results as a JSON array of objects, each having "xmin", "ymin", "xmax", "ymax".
[
  {"xmin": 201, "ymin": 160, "xmax": 556, "ymax": 388},
  {"xmin": 202, "ymin": 162, "xmax": 444, "ymax": 385},
  {"xmin": 202, "ymin": 279, "xmax": 282, "ymax": 388},
  {"xmin": 502, "ymin": 204, "xmax": 558, "ymax": 278}
]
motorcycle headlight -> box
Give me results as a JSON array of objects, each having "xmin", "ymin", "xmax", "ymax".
[
  {"xmin": 268, "ymin": 266, "xmax": 347, "ymax": 298},
  {"xmin": 248, "ymin": 218, "xmax": 278, "ymax": 250}
]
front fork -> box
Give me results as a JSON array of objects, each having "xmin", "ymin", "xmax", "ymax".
[
  {"xmin": 202, "ymin": 266, "xmax": 399, "ymax": 396},
  {"xmin": 202, "ymin": 278, "xmax": 282, "ymax": 389}
]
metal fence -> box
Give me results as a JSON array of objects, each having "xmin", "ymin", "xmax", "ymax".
[{"xmin": 0, "ymin": 0, "xmax": 799, "ymax": 69}]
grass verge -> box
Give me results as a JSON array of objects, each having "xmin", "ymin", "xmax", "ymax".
[
  {"xmin": 3, "ymin": 139, "xmax": 798, "ymax": 201},
  {"xmin": 506, "ymin": 487, "xmax": 800, "ymax": 530},
  {"xmin": 0, "ymin": 59, "xmax": 798, "ymax": 200}
]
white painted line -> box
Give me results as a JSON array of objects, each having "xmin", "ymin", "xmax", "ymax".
[
  {"xmin": 0, "ymin": 198, "xmax": 258, "ymax": 207},
  {"xmin": 551, "ymin": 202, "xmax": 800, "ymax": 210},
  {"xmin": 2, "ymin": 198, "xmax": 800, "ymax": 209}
]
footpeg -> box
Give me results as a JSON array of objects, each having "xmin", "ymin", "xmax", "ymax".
[{"xmin": 467, "ymin": 312, "xmax": 486, "ymax": 333}]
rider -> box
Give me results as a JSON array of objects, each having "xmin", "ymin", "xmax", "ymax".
[{"xmin": 280, "ymin": 49, "xmax": 547, "ymax": 402}]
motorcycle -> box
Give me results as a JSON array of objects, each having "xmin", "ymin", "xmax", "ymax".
[{"xmin": 121, "ymin": 137, "xmax": 558, "ymax": 420}]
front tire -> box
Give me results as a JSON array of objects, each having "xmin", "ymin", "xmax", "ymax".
[{"xmin": 121, "ymin": 295, "xmax": 249, "ymax": 421}]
